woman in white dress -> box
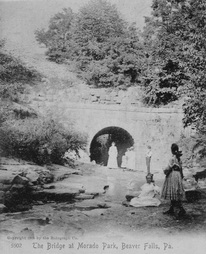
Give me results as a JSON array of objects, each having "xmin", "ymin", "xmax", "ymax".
[
  {"xmin": 107, "ymin": 142, "xmax": 118, "ymax": 169},
  {"xmin": 127, "ymin": 147, "xmax": 136, "ymax": 170},
  {"xmin": 130, "ymin": 174, "xmax": 161, "ymax": 207},
  {"xmin": 121, "ymin": 148, "xmax": 129, "ymax": 168}
]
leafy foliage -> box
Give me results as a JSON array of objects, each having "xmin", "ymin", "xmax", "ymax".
[
  {"xmin": 35, "ymin": 0, "xmax": 206, "ymax": 134},
  {"xmin": 35, "ymin": 0, "xmax": 144, "ymax": 88},
  {"xmin": 177, "ymin": 135, "xmax": 196, "ymax": 169},
  {"xmin": 0, "ymin": 42, "xmax": 41, "ymax": 102},
  {"xmin": 0, "ymin": 117, "xmax": 87, "ymax": 165},
  {"xmin": 78, "ymin": 32, "xmax": 144, "ymax": 89},
  {"xmin": 141, "ymin": 0, "xmax": 206, "ymax": 168},
  {"xmin": 35, "ymin": 8, "xmax": 75, "ymax": 63},
  {"xmin": 183, "ymin": 89, "xmax": 206, "ymax": 130},
  {"xmin": 178, "ymin": 132, "xmax": 206, "ymax": 170},
  {"xmin": 0, "ymin": 52, "xmax": 40, "ymax": 84},
  {"xmin": 0, "ymin": 38, "xmax": 87, "ymax": 166},
  {"xmin": 142, "ymin": 0, "xmax": 206, "ymax": 129}
]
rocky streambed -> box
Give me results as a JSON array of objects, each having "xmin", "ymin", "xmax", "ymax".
[
  {"xmin": 1, "ymin": 157, "xmax": 206, "ymax": 241},
  {"xmin": 0, "ymin": 158, "xmax": 105, "ymax": 213}
]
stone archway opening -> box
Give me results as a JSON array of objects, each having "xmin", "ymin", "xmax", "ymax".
[{"xmin": 90, "ymin": 126, "xmax": 134, "ymax": 167}]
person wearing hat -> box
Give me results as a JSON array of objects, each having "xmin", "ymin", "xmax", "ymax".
[{"xmin": 161, "ymin": 143, "xmax": 186, "ymax": 217}]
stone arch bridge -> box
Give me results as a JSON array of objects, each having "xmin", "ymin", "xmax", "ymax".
[
  {"xmin": 31, "ymin": 85, "xmax": 186, "ymax": 171},
  {"xmin": 56, "ymin": 103, "xmax": 184, "ymax": 171}
]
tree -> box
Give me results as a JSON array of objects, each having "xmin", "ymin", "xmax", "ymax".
[
  {"xmin": 35, "ymin": 0, "xmax": 144, "ymax": 88},
  {"xmin": 141, "ymin": 0, "xmax": 206, "ymax": 135},
  {"xmin": 68, "ymin": 0, "xmax": 126, "ymax": 62},
  {"xmin": 69, "ymin": 0, "xmax": 145, "ymax": 88},
  {"xmin": 35, "ymin": 8, "xmax": 75, "ymax": 63}
]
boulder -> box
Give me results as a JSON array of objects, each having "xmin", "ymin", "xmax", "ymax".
[
  {"xmin": 10, "ymin": 184, "xmax": 25, "ymax": 191},
  {"xmin": 4, "ymin": 176, "xmax": 34, "ymax": 212},
  {"xmin": 197, "ymin": 179, "xmax": 206, "ymax": 189},
  {"xmin": 38, "ymin": 170, "xmax": 54, "ymax": 184},
  {"xmin": 193, "ymin": 169, "xmax": 206, "ymax": 181},
  {"xmin": 0, "ymin": 204, "xmax": 6, "ymax": 213},
  {"xmin": 4, "ymin": 189, "xmax": 33, "ymax": 212},
  {"xmin": 26, "ymin": 171, "xmax": 39, "ymax": 183},
  {"xmin": 0, "ymin": 172, "xmax": 16, "ymax": 184},
  {"xmin": 12, "ymin": 175, "xmax": 29, "ymax": 185},
  {"xmin": 185, "ymin": 189, "xmax": 202, "ymax": 202}
]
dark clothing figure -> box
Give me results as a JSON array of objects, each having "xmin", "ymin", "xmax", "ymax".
[{"xmin": 161, "ymin": 143, "xmax": 186, "ymax": 217}]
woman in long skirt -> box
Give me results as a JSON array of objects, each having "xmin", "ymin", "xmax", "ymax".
[
  {"xmin": 107, "ymin": 142, "xmax": 118, "ymax": 169},
  {"xmin": 161, "ymin": 143, "xmax": 186, "ymax": 217}
]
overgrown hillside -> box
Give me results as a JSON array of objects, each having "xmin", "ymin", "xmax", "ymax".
[{"xmin": 0, "ymin": 40, "xmax": 87, "ymax": 166}]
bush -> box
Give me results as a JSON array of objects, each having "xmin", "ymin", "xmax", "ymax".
[
  {"xmin": 178, "ymin": 132, "xmax": 206, "ymax": 170},
  {"xmin": 0, "ymin": 117, "xmax": 87, "ymax": 165},
  {"xmin": 177, "ymin": 135, "xmax": 197, "ymax": 169},
  {"xmin": 0, "ymin": 52, "xmax": 41, "ymax": 84},
  {"xmin": 0, "ymin": 48, "xmax": 41, "ymax": 103}
]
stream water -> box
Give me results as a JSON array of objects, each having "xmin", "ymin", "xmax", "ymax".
[{"xmin": 0, "ymin": 165, "xmax": 165, "ymax": 239}]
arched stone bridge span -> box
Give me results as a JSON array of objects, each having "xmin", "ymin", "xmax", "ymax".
[{"xmin": 57, "ymin": 103, "xmax": 184, "ymax": 171}]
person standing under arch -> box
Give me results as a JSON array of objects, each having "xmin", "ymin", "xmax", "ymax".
[
  {"xmin": 146, "ymin": 145, "xmax": 152, "ymax": 174},
  {"xmin": 107, "ymin": 142, "xmax": 118, "ymax": 169},
  {"xmin": 127, "ymin": 147, "xmax": 136, "ymax": 171},
  {"xmin": 121, "ymin": 148, "xmax": 129, "ymax": 168}
]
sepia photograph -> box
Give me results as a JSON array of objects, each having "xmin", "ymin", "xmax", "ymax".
[{"xmin": 0, "ymin": 0, "xmax": 206, "ymax": 253}]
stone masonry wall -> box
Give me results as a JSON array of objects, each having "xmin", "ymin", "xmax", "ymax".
[{"xmin": 27, "ymin": 83, "xmax": 185, "ymax": 172}]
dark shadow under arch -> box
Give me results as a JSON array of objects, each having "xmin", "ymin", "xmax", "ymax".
[{"xmin": 90, "ymin": 126, "xmax": 134, "ymax": 167}]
